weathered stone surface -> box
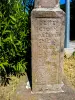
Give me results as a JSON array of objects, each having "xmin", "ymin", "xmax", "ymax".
[
  {"xmin": 34, "ymin": 0, "xmax": 59, "ymax": 8},
  {"xmin": 31, "ymin": 8, "xmax": 65, "ymax": 93}
]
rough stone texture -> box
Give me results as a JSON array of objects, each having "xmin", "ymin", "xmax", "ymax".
[
  {"xmin": 31, "ymin": 8, "xmax": 65, "ymax": 93},
  {"xmin": 34, "ymin": 0, "xmax": 59, "ymax": 8}
]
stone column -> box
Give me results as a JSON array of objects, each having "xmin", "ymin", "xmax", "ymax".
[
  {"xmin": 34, "ymin": 0, "xmax": 59, "ymax": 8},
  {"xmin": 31, "ymin": 0, "xmax": 65, "ymax": 93}
]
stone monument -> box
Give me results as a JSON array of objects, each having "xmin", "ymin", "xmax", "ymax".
[{"xmin": 31, "ymin": 0, "xmax": 65, "ymax": 93}]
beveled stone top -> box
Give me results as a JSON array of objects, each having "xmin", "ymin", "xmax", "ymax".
[{"xmin": 34, "ymin": 0, "xmax": 59, "ymax": 8}]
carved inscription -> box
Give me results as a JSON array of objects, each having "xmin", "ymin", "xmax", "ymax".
[
  {"xmin": 36, "ymin": 18, "xmax": 61, "ymax": 63},
  {"xmin": 34, "ymin": 18, "xmax": 62, "ymax": 84}
]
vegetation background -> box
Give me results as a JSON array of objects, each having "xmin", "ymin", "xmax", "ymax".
[{"xmin": 0, "ymin": 0, "xmax": 34, "ymax": 85}]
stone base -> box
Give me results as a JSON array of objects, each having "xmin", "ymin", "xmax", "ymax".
[
  {"xmin": 31, "ymin": 90, "xmax": 75, "ymax": 100},
  {"xmin": 32, "ymin": 83, "xmax": 64, "ymax": 94},
  {"xmin": 11, "ymin": 75, "xmax": 75, "ymax": 100},
  {"xmin": 30, "ymin": 82, "xmax": 75, "ymax": 100},
  {"xmin": 29, "ymin": 76, "xmax": 75, "ymax": 100}
]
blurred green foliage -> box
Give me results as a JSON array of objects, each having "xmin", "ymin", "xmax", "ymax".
[{"xmin": 0, "ymin": 0, "xmax": 31, "ymax": 85}]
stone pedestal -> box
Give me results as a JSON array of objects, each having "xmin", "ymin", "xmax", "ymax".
[
  {"xmin": 34, "ymin": 0, "xmax": 59, "ymax": 8},
  {"xmin": 31, "ymin": 0, "xmax": 65, "ymax": 93}
]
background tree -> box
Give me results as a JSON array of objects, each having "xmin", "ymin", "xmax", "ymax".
[{"xmin": 0, "ymin": 0, "xmax": 32, "ymax": 85}]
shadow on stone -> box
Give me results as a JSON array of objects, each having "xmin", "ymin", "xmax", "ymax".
[{"xmin": 25, "ymin": 44, "xmax": 32, "ymax": 89}]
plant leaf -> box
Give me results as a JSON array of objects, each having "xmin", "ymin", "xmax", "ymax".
[{"xmin": 10, "ymin": 15, "xmax": 16, "ymax": 22}]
